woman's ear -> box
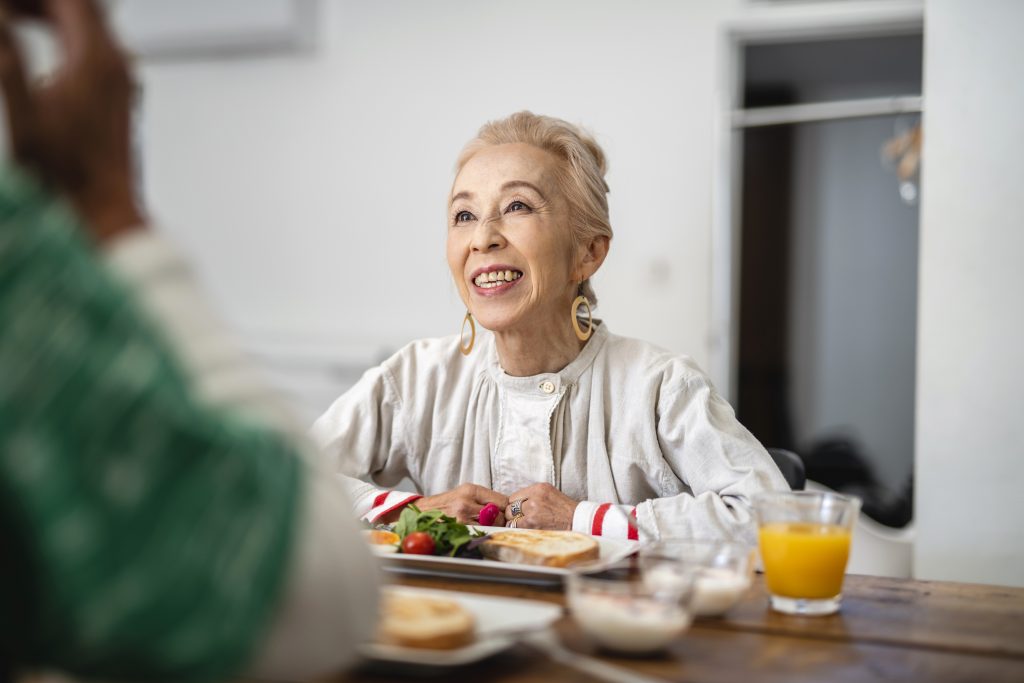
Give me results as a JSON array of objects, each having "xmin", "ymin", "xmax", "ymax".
[{"xmin": 577, "ymin": 235, "xmax": 610, "ymax": 280}]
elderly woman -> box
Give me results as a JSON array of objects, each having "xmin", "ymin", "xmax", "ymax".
[{"xmin": 312, "ymin": 112, "xmax": 788, "ymax": 542}]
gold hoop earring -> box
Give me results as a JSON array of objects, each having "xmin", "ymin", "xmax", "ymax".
[
  {"xmin": 571, "ymin": 295, "xmax": 593, "ymax": 342},
  {"xmin": 459, "ymin": 310, "xmax": 476, "ymax": 355}
]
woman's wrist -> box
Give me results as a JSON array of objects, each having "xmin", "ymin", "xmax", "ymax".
[
  {"xmin": 75, "ymin": 188, "xmax": 147, "ymax": 244},
  {"xmin": 366, "ymin": 491, "xmax": 423, "ymax": 524}
]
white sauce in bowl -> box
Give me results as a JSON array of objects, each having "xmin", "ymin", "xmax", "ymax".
[
  {"xmin": 568, "ymin": 592, "xmax": 692, "ymax": 653},
  {"xmin": 646, "ymin": 565, "xmax": 750, "ymax": 616}
]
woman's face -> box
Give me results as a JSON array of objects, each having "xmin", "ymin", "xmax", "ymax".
[{"xmin": 447, "ymin": 143, "xmax": 580, "ymax": 335}]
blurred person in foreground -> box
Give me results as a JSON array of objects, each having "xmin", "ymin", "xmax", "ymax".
[
  {"xmin": 313, "ymin": 112, "xmax": 789, "ymax": 542},
  {"xmin": 0, "ymin": 1, "xmax": 378, "ymax": 681}
]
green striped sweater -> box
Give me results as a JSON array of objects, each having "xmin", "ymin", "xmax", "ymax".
[{"xmin": 0, "ymin": 168, "xmax": 301, "ymax": 681}]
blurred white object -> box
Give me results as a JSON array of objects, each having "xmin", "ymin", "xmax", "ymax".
[
  {"xmin": 806, "ymin": 480, "xmax": 914, "ymax": 579},
  {"xmin": 112, "ymin": 0, "xmax": 315, "ymax": 60}
]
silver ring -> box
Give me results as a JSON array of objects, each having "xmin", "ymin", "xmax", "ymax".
[
  {"xmin": 509, "ymin": 517, "xmax": 518, "ymax": 528},
  {"xmin": 510, "ymin": 498, "xmax": 527, "ymax": 518}
]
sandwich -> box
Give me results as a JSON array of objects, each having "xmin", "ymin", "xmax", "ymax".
[
  {"xmin": 375, "ymin": 590, "xmax": 475, "ymax": 650},
  {"xmin": 479, "ymin": 529, "xmax": 600, "ymax": 567}
]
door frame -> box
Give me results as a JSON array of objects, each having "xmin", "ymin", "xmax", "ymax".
[{"xmin": 708, "ymin": 1, "xmax": 924, "ymax": 403}]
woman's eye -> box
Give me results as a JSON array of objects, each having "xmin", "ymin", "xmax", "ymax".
[
  {"xmin": 454, "ymin": 210, "xmax": 474, "ymax": 224},
  {"xmin": 506, "ymin": 201, "xmax": 529, "ymax": 213}
]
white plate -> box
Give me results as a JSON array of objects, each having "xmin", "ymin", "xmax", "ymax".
[
  {"xmin": 374, "ymin": 526, "xmax": 639, "ymax": 586},
  {"xmin": 360, "ymin": 586, "xmax": 563, "ymax": 667}
]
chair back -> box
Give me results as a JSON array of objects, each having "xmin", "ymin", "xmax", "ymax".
[{"xmin": 767, "ymin": 448, "xmax": 806, "ymax": 490}]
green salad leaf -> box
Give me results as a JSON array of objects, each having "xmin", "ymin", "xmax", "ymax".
[{"xmin": 393, "ymin": 505, "xmax": 485, "ymax": 556}]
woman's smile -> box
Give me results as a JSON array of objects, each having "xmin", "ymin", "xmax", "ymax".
[{"xmin": 470, "ymin": 265, "xmax": 524, "ymax": 296}]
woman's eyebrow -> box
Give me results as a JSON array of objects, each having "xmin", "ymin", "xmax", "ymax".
[
  {"xmin": 450, "ymin": 181, "xmax": 545, "ymax": 206},
  {"xmin": 450, "ymin": 190, "xmax": 473, "ymax": 205},
  {"xmin": 501, "ymin": 180, "xmax": 546, "ymax": 198}
]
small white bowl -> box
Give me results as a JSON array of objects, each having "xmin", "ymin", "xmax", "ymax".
[
  {"xmin": 566, "ymin": 563, "xmax": 697, "ymax": 654},
  {"xmin": 640, "ymin": 539, "xmax": 755, "ymax": 617}
]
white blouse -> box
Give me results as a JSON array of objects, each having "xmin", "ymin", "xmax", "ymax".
[{"xmin": 311, "ymin": 323, "xmax": 789, "ymax": 543}]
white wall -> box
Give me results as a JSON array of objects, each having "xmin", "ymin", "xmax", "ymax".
[
  {"xmin": 134, "ymin": 0, "xmax": 740, "ymax": 410},
  {"xmin": 915, "ymin": 0, "xmax": 1024, "ymax": 586}
]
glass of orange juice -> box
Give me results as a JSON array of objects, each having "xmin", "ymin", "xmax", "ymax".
[{"xmin": 753, "ymin": 491, "xmax": 861, "ymax": 616}]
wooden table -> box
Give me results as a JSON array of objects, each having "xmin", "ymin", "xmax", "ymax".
[{"xmin": 332, "ymin": 572, "xmax": 1024, "ymax": 683}]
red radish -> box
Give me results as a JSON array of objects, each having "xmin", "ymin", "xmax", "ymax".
[{"xmin": 477, "ymin": 502, "xmax": 500, "ymax": 527}]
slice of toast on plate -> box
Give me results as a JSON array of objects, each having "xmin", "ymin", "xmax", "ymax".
[
  {"xmin": 480, "ymin": 530, "xmax": 599, "ymax": 567},
  {"xmin": 376, "ymin": 591, "xmax": 476, "ymax": 650}
]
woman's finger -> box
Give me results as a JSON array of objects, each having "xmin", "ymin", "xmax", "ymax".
[
  {"xmin": 517, "ymin": 511, "xmax": 542, "ymax": 529},
  {"xmin": 477, "ymin": 491, "xmax": 507, "ymax": 508}
]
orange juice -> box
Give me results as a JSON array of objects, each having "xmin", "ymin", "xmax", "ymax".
[{"xmin": 758, "ymin": 523, "xmax": 851, "ymax": 599}]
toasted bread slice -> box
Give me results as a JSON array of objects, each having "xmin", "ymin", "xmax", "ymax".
[
  {"xmin": 376, "ymin": 591, "xmax": 475, "ymax": 650},
  {"xmin": 480, "ymin": 530, "xmax": 600, "ymax": 567}
]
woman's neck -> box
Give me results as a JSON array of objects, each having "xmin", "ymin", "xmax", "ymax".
[{"xmin": 493, "ymin": 316, "xmax": 586, "ymax": 377}]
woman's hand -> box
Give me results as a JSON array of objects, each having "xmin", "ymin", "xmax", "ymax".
[
  {"xmin": 504, "ymin": 483, "xmax": 578, "ymax": 530},
  {"xmin": 414, "ymin": 483, "xmax": 508, "ymax": 526},
  {"xmin": 0, "ymin": 0, "xmax": 144, "ymax": 241}
]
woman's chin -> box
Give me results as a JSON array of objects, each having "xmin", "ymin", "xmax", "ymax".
[
  {"xmin": 471, "ymin": 300, "xmax": 567, "ymax": 338},
  {"xmin": 472, "ymin": 316, "xmax": 516, "ymax": 334},
  {"xmin": 470, "ymin": 309, "xmax": 527, "ymax": 335}
]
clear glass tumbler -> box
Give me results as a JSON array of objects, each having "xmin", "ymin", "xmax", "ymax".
[
  {"xmin": 640, "ymin": 539, "xmax": 755, "ymax": 617},
  {"xmin": 753, "ymin": 490, "xmax": 862, "ymax": 616},
  {"xmin": 566, "ymin": 561, "xmax": 698, "ymax": 653}
]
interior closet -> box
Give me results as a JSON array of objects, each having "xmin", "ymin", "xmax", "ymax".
[{"xmin": 731, "ymin": 32, "xmax": 922, "ymax": 526}]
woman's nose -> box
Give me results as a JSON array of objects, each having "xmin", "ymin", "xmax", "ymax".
[{"xmin": 470, "ymin": 216, "xmax": 506, "ymax": 253}]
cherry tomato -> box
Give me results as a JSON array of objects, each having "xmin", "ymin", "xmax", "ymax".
[{"xmin": 401, "ymin": 531, "xmax": 436, "ymax": 555}]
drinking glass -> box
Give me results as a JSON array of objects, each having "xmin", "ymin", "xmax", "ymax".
[
  {"xmin": 640, "ymin": 539, "xmax": 755, "ymax": 616},
  {"xmin": 566, "ymin": 561, "xmax": 698, "ymax": 653},
  {"xmin": 753, "ymin": 490, "xmax": 861, "ymax": 616}
]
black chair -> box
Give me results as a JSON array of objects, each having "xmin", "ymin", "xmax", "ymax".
[{"xmin": 768, "ymin": 448, "xmax": 806, "ymax": 491}]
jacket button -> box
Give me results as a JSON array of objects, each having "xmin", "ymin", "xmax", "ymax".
[{"xmin": 540, "ymin": 381, "xmax": 556, "ymax": 394}]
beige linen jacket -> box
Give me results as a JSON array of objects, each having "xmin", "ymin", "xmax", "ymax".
[{"xmin": 312, "ymin": 323, "xmax": 789, "ymax": 543}]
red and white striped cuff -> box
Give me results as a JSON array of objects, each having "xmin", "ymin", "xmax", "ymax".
[
  {"xmin": 360, "ymin": 490, "xmax": 422, "ymax": 523},
  {"xmin": 572, "ymin": 501, "xmax": 639, "ymax": 540}
]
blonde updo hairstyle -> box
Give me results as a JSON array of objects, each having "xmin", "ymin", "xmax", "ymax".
[{"xmin": 455, "ymin": 111, "xmax": 613, "ymax": 307}]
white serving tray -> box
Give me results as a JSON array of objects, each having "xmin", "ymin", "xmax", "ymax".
[{"xmin": 374, "ymin": 526, "xmax": 639, "ymax": 586}]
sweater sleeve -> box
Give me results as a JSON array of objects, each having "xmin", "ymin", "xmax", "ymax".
[
  {"xmin": 102, "ymin": 229, "xmax": 302, "ymax": 437},
  {"xmin": 0, "ymin": 169, "xmax": 376, "ymax": 682},
  {"xmin": 102, "ymin": 229, "xmax": 383, "ymax": 679}
]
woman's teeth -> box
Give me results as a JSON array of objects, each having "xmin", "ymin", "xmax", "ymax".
[{"xmin": 474, "ymin": 270, "xmax": 522, "ymax": 288}]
